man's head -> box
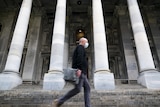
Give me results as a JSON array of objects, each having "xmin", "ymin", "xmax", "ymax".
[{"xmin": 79, "ymin": 37, "xmax": 89, "ymax": 48}]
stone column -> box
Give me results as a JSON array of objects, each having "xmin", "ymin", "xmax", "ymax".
[
  {"xmin": 127, "ymin": 0, "xmax": 160, "ymax": 89},
  {"xmin": 92, "ymin": 0, "xmax": 115, "ymax": 90},
  {"xmin": 0, "ymin": 0, "xmax": 32, "ymax": 90},
  {"xmin": 43, "ymin": 0, "xmax": 66, "ymax": 90},
  {"xmin": 22, "ymin": 13, "xmax": 42, "ymax": 83}
]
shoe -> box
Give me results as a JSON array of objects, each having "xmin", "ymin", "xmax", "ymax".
[{"xmin": 53, "ymin": 99, "xmax": 60, "ymax": 107}]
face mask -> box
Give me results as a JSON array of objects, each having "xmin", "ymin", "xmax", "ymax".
[{"xmin": 84, "ymin": 43, "xmax": 89, "ymax": 48}]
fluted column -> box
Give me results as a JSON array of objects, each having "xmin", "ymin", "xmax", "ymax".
[
  {"xmin": 92, "ymin": 0, "xmax": 115, "ymax": 90},
  {"xmin": 127, "ymin": 0, "xmax": 160, "ymax": 89},
  {"xmin": 43, "ymin": 0, "xmax": 66, "ymax": 90},
  {"xmin": 0, "ymin": 0, "xmax": 32, "ymax": 90}
]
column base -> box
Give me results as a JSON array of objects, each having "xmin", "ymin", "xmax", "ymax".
[
  {"xmin": 94, "ymin": 71, "xmax": 115, "ymax": 90},
  {"xmin": 138, "ymin": 71, "xmax": 160, "ymax": 89},
  {"xmin": 0, "ymin": 72, "xmax": 22, "ymax": 90},
  {"xmin": 43, "ymin": 72, "xmax": 65, "ymax": 90}
]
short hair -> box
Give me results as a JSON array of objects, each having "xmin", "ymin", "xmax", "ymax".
[{"xmin": 79, "ymin": 37, "xmax": 88, "ymax": 43}]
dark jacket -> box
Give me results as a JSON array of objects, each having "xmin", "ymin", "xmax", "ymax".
[{"xmin": 72, "ymin": 45, "xmax": 88, "ymax": 74}]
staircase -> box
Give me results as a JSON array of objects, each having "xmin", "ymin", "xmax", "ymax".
[{"xmin": 0, "ymin": 83, "xmax": 160, "ymax": 107}]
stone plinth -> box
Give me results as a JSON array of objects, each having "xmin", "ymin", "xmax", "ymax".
[
  {"xmin": 0, "ymin": 72, "xmax": 22, "ymax": 90},
  {"xmin": 94, "ymin": 71, "xmax": 115, "ymax": 90},
  {"xmin": 138, "ymin": 71, "xmax": 160, "ymax": 89},
  {"xmin": 43, "ymin": 72, "xmax": 65, "ymax": 90}
]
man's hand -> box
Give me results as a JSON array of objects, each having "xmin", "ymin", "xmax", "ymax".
[{"xmin": 76, "ymin": 69, "xmax": 81, "ymax": 77}]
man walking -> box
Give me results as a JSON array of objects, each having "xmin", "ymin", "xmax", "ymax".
[{"xmin": 53, "ymin": 37, "xmax": 91, "ymax": 107}]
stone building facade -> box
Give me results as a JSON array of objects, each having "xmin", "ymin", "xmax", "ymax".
[{"xmin": 0, "ymin": 0, "xmax": 160, "ymax": 90}]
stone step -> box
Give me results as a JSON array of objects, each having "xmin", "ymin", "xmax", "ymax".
[{"xmin": 0, "ymin": 84, "xmax": 160, "ymax": 107}]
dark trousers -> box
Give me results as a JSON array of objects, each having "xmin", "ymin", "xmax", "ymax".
[{"xmin": 58, "ymin": 74, "xmax": 91, "ymax": 107}]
